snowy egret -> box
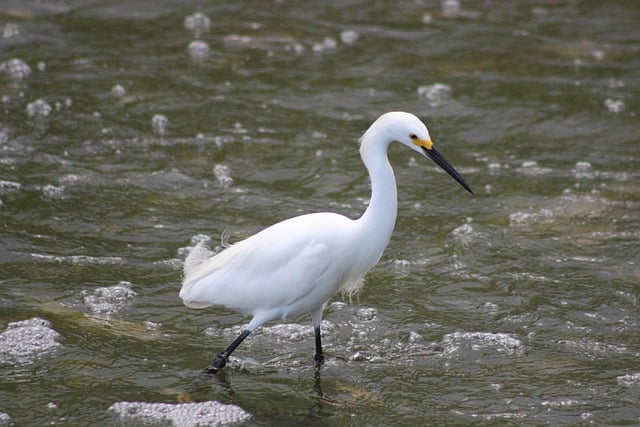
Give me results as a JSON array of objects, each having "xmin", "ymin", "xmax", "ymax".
[{"xmin": 180, "ymin": 111, "xmax": 472, "ymax": 373}]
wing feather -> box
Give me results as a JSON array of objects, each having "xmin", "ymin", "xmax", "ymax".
[{"xmin": 180, "ymin": 213, "xmax": 350, "ymax": 316}]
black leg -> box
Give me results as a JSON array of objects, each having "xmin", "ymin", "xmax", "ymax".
[
  {"xmin": 207, "ymin": 329, "xmax": 251, "ymax": 374},
  {"xmin": 313, "ymin": 326, "xmax": 324, "ymax": 367}
]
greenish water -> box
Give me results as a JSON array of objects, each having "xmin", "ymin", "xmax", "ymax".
[{"xmin": 1, "ymin": 1, "xmax": 639, "ymax": 425}]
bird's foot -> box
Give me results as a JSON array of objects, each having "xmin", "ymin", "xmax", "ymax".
[{"xmin": 207, "ymin": 354, "xmax": 227, "ymax": 375}]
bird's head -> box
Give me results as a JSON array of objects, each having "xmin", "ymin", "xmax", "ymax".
[{"xmin": 365, "ymin": 111, "xmax": 473, "ymax": 194}]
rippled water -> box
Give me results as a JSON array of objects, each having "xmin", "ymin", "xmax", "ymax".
[{"xmin": 1, "ymin": 1, "xmax": 639, "ymax": 425}]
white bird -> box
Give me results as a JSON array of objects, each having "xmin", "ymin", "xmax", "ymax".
[{"xmin": 180, "ymin": 111, "xmax": 472, "ymax": 374}]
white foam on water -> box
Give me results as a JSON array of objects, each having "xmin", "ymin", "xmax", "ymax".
[
  {"xmin": 355, "ymin": 307, "xmax": 377, "ymax": 321},
  {"xmin": 616, "ymin": 373, "xmax": 640, "ymax": 386},
  {"xmin": 541, "ymin": 398, "xmax": 585, "ymax": 408},
  {"xmin": 257, "ymin": 323, "xmax": 315, "ymax": 342},
  {"xmin": 26, "ymin": 99, "xmax": 52, "ymax": 118},
  {"xmin": 312, "ymin": 37, "xmax": 337, "ymax": 53},
  {"xmin": 604, "ymin": 98, "xmax": 624, "ymax": 113},
  {"xmin": 212, "ymin": 164, "xmax": 233, "ymax": 187},
  {"xmin": 515, "ymin": 160, "xmax": 553, "ymax": 176},
  {"xmin": 188, "ymin": 40, "xmax": 210, "ymax": 61},
  {"xmin": 31, "ymin": 253, "xmax": 124, "ymax": 265},
  {"xmin": 109, "ymin": 400, "xmax": 250, "ymax": 426},
  {"xmin": 451, "ymin": 221, "xmax": 479, "ymax": 245},
  {"xmin": 110, "ymin": 84, "xmax": 126, "ymax": 97},
  {"xmin": 417, "ymin": 83, "xmax": 452, "ymax": 107},
  {"xmin": 82, "ymin": 281, "xmax": 137, "ymax": 316},
  {"xmin": 205, "ymin": 319, "xmax": 334, "ymax": 343},
  {"xmin": 151, "ymin": 114, "xmax": 169, "ymax": 135},
  {"xmin": 557, "ymin": 339, "xmax": 627, "ymax": 358},
  {"xmin": 223, "ymin": 34, "xmax": 253, "ymax": 47},
  {"xmin": 1, "ymin": 58, "xmax": 31, "ymax": 81},
  {"xmin": 41, "ymin": 184, "xmax": 65, "ymax": 200},
  {"xmin": 591, "ymin": 49, "xmax": 605, "ymax": 61},
  {"xmin": 487, "ymin": 162, "xmax": 502, "ymax": 174},
  {"xmin": 3, "ymin": 22, "xmax": 19, "ymax": 38},
  {"xmin": 287, "ymin": 41, "xmax": 305, "ymax": 54},
  {"xmin": 340, "ymin": 30, "xmax": 359, "ymax": 45},
  {"xmin": 263, "ymin": 320, "xmax": 334, "ymax": 340},
  {"xmin": 183, "ymin": 12, "xmax": 211, "ymax": 36},
  {"xmin": 0, "ymin": 180, "xmax": 21, "ymax": 193},
  {"xmin": 440, "ymin": 331, "xmax": 523, "ymax": 356},
  {"xmin": 441, "ymin": 0, "xmax": 461, "ymax": 18},
  {"xmin": 572, "ymin": 161, "xmax": 592, "ymax": 179},
  {"xmin": 0, "ymin": 317, "xmax": 61, "ymax": 365},
  {"xmin": 508, "ymin": 208, "xmax": 554, "ymax": 226}
]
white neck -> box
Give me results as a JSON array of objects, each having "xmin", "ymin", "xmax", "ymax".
[{"xmin": 354, "ymin": 136, "xmax": 397, "ymax": 266}]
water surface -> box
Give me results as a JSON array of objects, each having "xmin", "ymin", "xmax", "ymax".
[{"xmin": 1, "ymin": 1, "xmax": 639, "ymax": 425}]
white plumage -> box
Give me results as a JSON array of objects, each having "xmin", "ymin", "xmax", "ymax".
[
  {"xmin": 179, "ymin": 111, "xmax": 472, "ymax": 373},
  {"xmin": 181, "ymin": 213, "xmax": 366, "ymax": 328}
]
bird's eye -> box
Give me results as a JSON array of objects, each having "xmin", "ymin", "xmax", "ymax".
[{"xmin": 409, "ymin": 134, "xmax": 418, "ymax": 140}]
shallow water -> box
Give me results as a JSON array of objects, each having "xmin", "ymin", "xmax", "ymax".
[{"xmin": 1, "ymin": 1, "xmax": 639, "ymax": 425}]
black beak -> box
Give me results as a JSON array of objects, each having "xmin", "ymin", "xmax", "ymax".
[{"xmin": 423, "ymin": 146, "xmax": 473, "ymax": 194}]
